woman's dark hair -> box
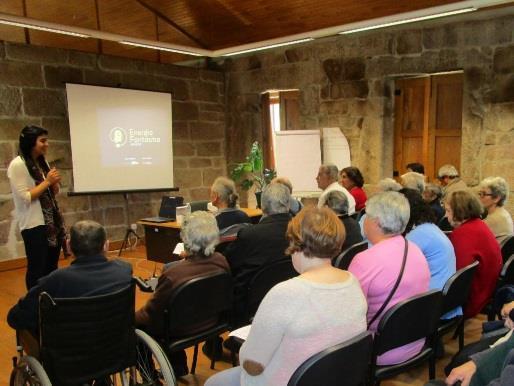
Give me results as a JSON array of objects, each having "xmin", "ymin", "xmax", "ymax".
[
  {"xmin": 400, "ymin": 188, "xmax": 436, "ymax": 233},
  {"xmin": 19, "ymin": 125, "xmax": 49, "ymax": 180},
  {"xmin": 341, "ymin": 166, "xmax": 364, "ymax": 188},
  {"xmin": 406, "ymin": 162, "xmax": 425, "ymax": 174},
  {"xmin": 19, "ymin": 125, "xmax": 48, "ymax": 160}
]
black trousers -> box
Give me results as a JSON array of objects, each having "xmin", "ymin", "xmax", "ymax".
[{"xmin": 21, "ymin": 225, "xmax": 61, "ymax": 290}]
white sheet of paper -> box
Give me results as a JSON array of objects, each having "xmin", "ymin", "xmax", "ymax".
[
  {"xmin": 228, "ymin": 324, "xmax": 252, "ymax": 340},
  {"xmin": 173, "ymin": 242, "xmax": 184, "ymax": 255}
]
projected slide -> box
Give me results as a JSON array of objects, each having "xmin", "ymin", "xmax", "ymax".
[{"xmin": 66, "ymin": 84, "xmax": 173, "ymax": 193}]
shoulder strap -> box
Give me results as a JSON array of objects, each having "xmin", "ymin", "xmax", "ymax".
[{"xmin": 368, "ymin": 238, "xmax": 409, "ymax": 328}]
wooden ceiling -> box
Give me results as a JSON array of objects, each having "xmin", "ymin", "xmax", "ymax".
[{"xmin": 0, "ymin": 0, "xmax": 511, "ymax": 63}]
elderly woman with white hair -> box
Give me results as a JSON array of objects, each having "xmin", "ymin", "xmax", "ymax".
[
  {"xmin": 479, "ymin": 176, "xmax": 513, "ymax": 244},
  {"xmin": 135, "ymin": 211, "xmax": 230, "ymax": 377},
  {"xmin": 210, "ymin": 176, "xmax": 251, "ymax": 230},
  {"xmin": 401, "ymin": 171, "xmax": 426, "ymax": 194},
  {"xmin": 349, "ymin": 191, "xmax": 430, "ymax": 365}
]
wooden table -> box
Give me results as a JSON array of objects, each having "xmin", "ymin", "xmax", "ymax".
[{"xmin": 138, "ymin": 208, "xmax": 262, "ymax": 263}]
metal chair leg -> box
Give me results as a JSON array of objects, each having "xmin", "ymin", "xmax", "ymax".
[{"xmin": 191, "ymin": 344, "xmax": 199, "ymax": 374}]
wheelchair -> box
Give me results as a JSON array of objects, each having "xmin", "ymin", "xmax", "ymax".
[{"xmin": 10, "ymin": 282, "xmax": 176, "ymax": 386}]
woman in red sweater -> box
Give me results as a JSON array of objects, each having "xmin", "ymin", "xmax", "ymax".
[
  {"xmin": 445, "ymin": 190, "xmax": 502, "ymax": 318},
  {"xmin": 340, "ymin": 166, "xmax": 367, "ymax": 211}
]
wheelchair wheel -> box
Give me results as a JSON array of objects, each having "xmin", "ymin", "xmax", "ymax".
[
  {"xmin": 10, "ymin": 356, "xmax": 51, "ymax": 386},
  {"xmin": 130, "ymin": 329, "xmax": 176, "ymax": 386}
]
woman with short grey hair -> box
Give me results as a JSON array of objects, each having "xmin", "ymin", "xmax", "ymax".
[
  {"xmin": 210, "ymin": 176, "xmax": 251, "ymax": 231},
  {"xmin": 349, "ymin": 191, "xmax": 430, "ymax": 366},
  {"xmin": 261, "ymin": 183, "xmax": 291, "ymax": 216},
  {"xmin": 136, "ymin": 210, "xmax": 230, "ymax": 377},
  {"xmin": 401, "ymin": 172, "xmax": 425, "ymax": 194},
  {"xmin": 479, "ymin": 176, "xmax": 513, "ymax": 244}
]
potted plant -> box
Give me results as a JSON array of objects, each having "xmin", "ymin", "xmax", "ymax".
[{"xmin": 230, "ymin": 141, "xmax": 276, "ymax": 208}]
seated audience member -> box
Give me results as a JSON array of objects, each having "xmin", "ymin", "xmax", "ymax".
[
  {"xmin": 272, "ymin": 176, "xmax": 303, "ymax": 216},
  {"xmin": 406, "ymin": 162, "xmax": 425, "ymax": 175},
  {"xmin": 206, "ymin": 207, "xmax": 367, "ymax": 386},
  {"xmin": 136, "ymin": 211, "xmax": 229, "ymax": 376},
  {"xmin": 210, "ymin": 176, "xmax": 251, "ymax": 231},
  {"xmin": 8, "ymin": 220, "xmax": 133, "ymax": 355},
  {"xmin": 427, "ymin": 301, "xmax": 514, "ymax": 386},
  {"xmin": 316, "ymin": 164, "xmax": 356, "ymax": 214},
  {"xmin": 224, "ymin": 183, "xmax": 292, "ymax": 326},
  {"xmin": 324, "ymin": 190, "xmax": 363, "ymax": 250},
  {"xmin": 401, "ymin": 188, "xmax": 460, "ymax": 319},
  {"xmin": 479, "ymin": 176, "xmax": 513, "ymax": 244},
  {"xmin": 349, "ymin": 191, "xmax": 430, "ymax": 365},
  {"xmin": 401, "ymin": 171, "xmax": 426, "ymax": 194},
  {"xmin": 438, "ymin": 164, "xmax": 468, "ymax": 198},
  {"xmin": 340, "ymin": 166, "xmax": 367, "ymax": 211},
  {"xmin": 423, "ymin": 183, "xmax": 445, "ymax": 222},
  {"xmin": 445, "ymin": 191, "xmax": 502, "ymax": 318}
]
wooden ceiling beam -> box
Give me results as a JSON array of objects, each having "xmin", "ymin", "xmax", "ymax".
[{"xmin": 135, "ymin": 0, "xmax": 208, "ymax": 49}]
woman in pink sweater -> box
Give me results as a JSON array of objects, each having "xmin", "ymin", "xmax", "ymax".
[{"xmin": 349, "ymin": 191, "xmax": 430, "ymax": 365}]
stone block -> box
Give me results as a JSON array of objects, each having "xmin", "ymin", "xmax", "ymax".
[
  {"xmin": 172, "ymin": 122, "xmax": 189, "ymax": 140},
  {"xmin": 0, "ymin": 143, "xmax": 15, "ymax": 168},
  {"xmin": 323, "ymin": 59, "xmax": 342, "ymax": 83},
  {"xmin": 174, "ymin": 169, "xmax": 202, "ymax": 189},
  {"xmin": 46, "ymin": 142, "xmax": 72, "ymax": 168},
  {"xmin": 396, "ymin": 30, "xmax": 422, "ymax": 55},
  {"xmin": 0, "ymin": 199, "xmax": 14, "ymax": 220},
  {"xmin": 189, "ymin": 158, "xmax": 212, "ymax": 168},
  {"xmin": 343, "ymin": 58, "xmax": 366, "ymax": 80},
  {"xmin": 58, "ymin": 195, "xmax": 90, "ymax": 213},
  {"xmin": 173, "ymin": 159, "xmax": 188, "ymax": 168},
  {"xmin": 160, "ymin": 77, "xmax": 189, "ymax": 100},
  {"xmin": 492, "ymin": 74, "xmax": 514, "ymax": 103},
  {"xmin": 0, "ymin": 170, "xmax": 10, "ymax": 194},
  {"xmin": 331, "ymin": 81, "xmax": 369, "ymax": 99},
  {"xmin": 423, "ymin": 25, "xmax": 458, "ymax": 49},
  {"xmin": 106, "ymin": 225, "xmax": 127, "ymax": 242},
  {"xmin": 84, "ymin": 70, "xmax": 121, "ymax": 87},
  {"xmin": 0, "ymin": 118, "xmax": 41, "ymax": 140},
  {"xmin": 190, "ymin": 121, "xmax": 225, "ymax": 140},
  {"xmin": 191, "ymin": 81, "xmax": 220, "ymax": 103},
  {"xmin": 0, "ymin": 42, "xmax": 5, "ymax": 59},
  {"xmin": 160, "ymin": 64, "xmax": 199, "ymax": 79},
  {"xmin": 0, "ymin": 62, "xmax": 43, "ymax": 87},
  {"xmin": 173, "ymin": 102, "xmax": 199, "ymax": 121},
  {"xmin": 203, "ymin": 168, "xmax": 224, "ymax": 186},
  {"xmin": 319, "ymin": 100, "xmax": 349, "ymax": 115},
  {"xmin": 200, "ymin": 70, "xmax": 224, "ymax": 83},
  {"xmin": 6, "ymin": 43, "xmax": 67, "ymax": 64},
  {"xmin": 91, "ymin": 194, "xmax": 124, "ymax": 208},
  {"xmin": 105, "ymin": 207, "xmax": 126, "ymax": 226},
  {"xmin": 0, "ymin": 87, "xmax": 22, "ymax": 116},
  {"xmin": 44, "ymin": 66, "xmax": 83, "ymax": 88},
  {"xmin": 42, "ymin": 117, "xmax": 70, "ymax": 141},
  {"xmin": 196, "ymin": 141, "xmax": 222, "ymax": 156},
  {"xmin": 22, "ymin": 89, "xmax": 66, "ymax": 117},
  {"xmin": 173, "ymin": 141, "xmax": 195, "ymax": 156},
  {"xmin": 98, "ymin": 55, "xmax": 144, "ymax": 72},
  {"xmin": 493, "ymin": 46, "xmax": 514, "ymax": 74},
  {"xmin": 230, "ymin": 55, "xmax": 262, "ymax": 72},
  {"xmin": 0, "ymin": 221, "xmax": 10, "ymax": 244},
  {"xmin": 260, "ymin": 52, "xmax": 287, "ymax": 68},
  {"xmin": 464, "ymin": 67, "xmax": 487, "ymax": 92},
  {"xmin": 366, "ymin": 56, "xmax": 399, "ymax": 78},
  {"xmin": 63, "ymin": 211, "xmax": 89, "ymax": 227},
  {"xmin": 68, "ymin": 51, "xmax": 97, "ymax": 68},
  {"xmin": 211, "ymin": 158, "xmax": 226, "ymax": 168},
  {"xmin": 90, "ymin": 208, "xmax": 104, "ymax": 224},
  {"xmin": 198, "ymin": 110, "xmax": 225, "ymax": 122},
  {"xmin": 200, "ymin": 103, "xmax": 225, "ymax": 112},
  {"xmin": 190, "ymin": 188, "xmax": 210, "ymax": 201},
  {"xmin": 285, "ymin": 47, "xmax": 312, "ymax": 62}
]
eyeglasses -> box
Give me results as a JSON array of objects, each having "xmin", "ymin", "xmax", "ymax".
[{"xmin": 478, "ymin": 192, "xmax": 494, "ymax": 198}]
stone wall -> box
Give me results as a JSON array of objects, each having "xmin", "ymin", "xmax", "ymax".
[
  {"xmin": 0, "ymin": 41, "xmax": 226, "ymax": 261},
  {"xmin": 224, "ymin": 14, "xmax": 514, "ymax": 215}
]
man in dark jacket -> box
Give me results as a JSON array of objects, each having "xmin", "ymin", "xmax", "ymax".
[
  {"xmin": 8, "ymin": 220, "xmax": 133, "ymax": 355},
  {"xmin": 225, "ymin": 182, "xmax": 292, "ymax": 325}
]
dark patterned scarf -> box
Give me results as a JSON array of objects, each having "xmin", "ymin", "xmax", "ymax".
[{"xmin": 24, "ymin": 156, "xmax": 66, "ymax": 248}]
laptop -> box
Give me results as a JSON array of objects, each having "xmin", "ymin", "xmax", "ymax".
[{"xmin": 142, "ymin": 196, "xmax": 184, "ymax": 223}]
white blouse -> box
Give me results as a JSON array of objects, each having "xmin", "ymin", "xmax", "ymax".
[{"xmin": 7, "ymin": 156, "xmax": 45, "ymax": 231}]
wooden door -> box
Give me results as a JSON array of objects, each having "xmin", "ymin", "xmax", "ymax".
[
  {"xmin": 394, "ymin": 73, "xmax": 463, "ymax": 181},
  {"xmin": 279, "ymin": 90, "xmax": 300, "ymax": 131}
]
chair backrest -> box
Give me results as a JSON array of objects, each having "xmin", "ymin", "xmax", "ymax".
[
  {"xmin": 500, "ymin": 255, "xmax": 514, "ymax": 287},
  {"xmin": 441, "ymin": 261, "xmax": 479, "ymax": 315},
  {"xmin": 246, "ymin": 258, "xmax": 298, "ymax": 319},
  {"xmin": 190, "ymin": 200, "xmax": 209, "ymax": 212},
  {"xmin": 501, "ymin": 236, "xmax": 514, "ymax": 263},
  {"xmin": 374, "ymin": 290, "xmax": 442, "ymax": 356},
  {"xmin": 39, "ymin": 282, "xmax": 136, "ymax": 385},
  {"xmin": 333, "ymin": 241, "xmax": 368, "ymax": 270},
  {"xmin": 288, "ymin": 331, "xmax": 373, "ymax": 386},
  {"xmin": 165, "ymin": 271, "xmax": 233, "ymax": 336},
  {"xmin": 219, "ymin": 222, "xmax": 252, "ymax": 239}
]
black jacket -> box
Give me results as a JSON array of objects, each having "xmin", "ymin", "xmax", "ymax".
[{"xmin": 8, "ymin": 254, "xmax": 133, "ymax": 333}]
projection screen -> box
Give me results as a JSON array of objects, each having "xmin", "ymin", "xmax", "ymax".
[{"xmin": 66, "ymin": 84, "xmax": 174, "ymax": 193}]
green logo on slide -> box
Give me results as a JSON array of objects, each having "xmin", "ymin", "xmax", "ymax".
[{"xmin": 109, "ymin": 127, "xmax": 127, "ymax": 148}]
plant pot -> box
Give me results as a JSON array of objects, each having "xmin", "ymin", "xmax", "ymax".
[{"xmin": 255, "ymin": 191, "xmax": 262, "ymax": 209}]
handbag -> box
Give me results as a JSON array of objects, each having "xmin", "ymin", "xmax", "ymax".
[{"xmin": 368, "ymin": 238, "xmax": 408, "ymax": 328}]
